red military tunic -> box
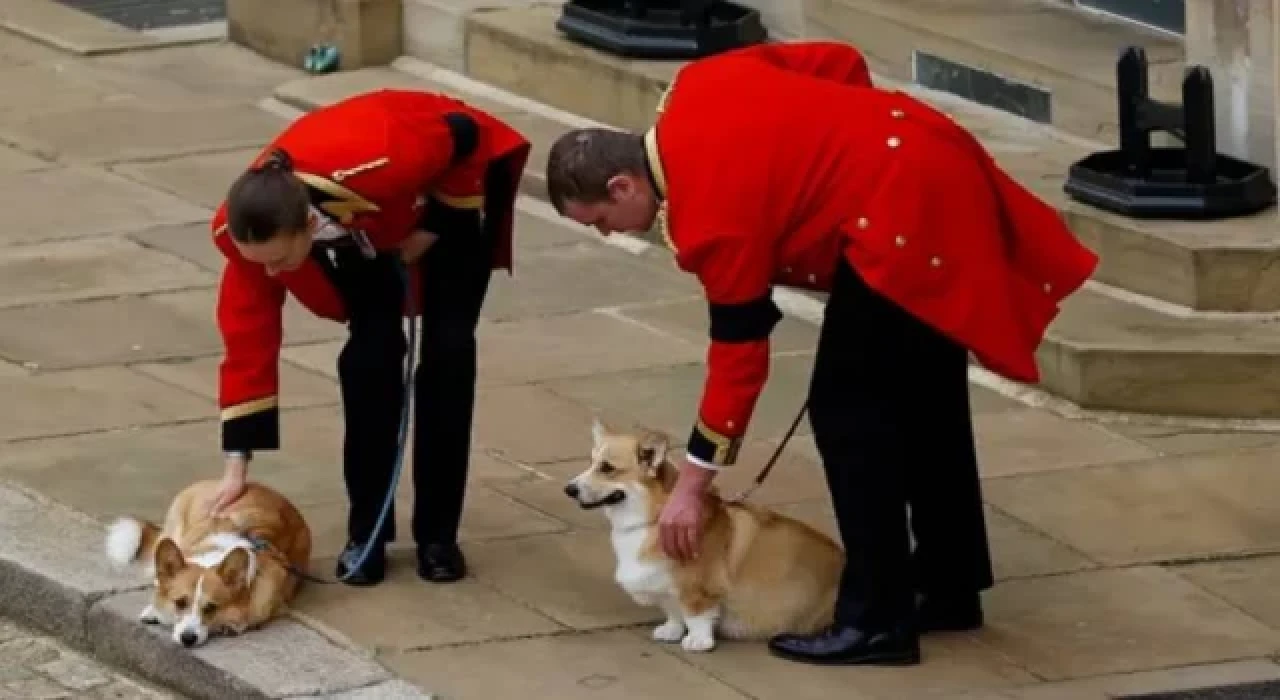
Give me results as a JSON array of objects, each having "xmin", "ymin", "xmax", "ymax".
[
  {"xmin": 644, "ymin": 42, "xmax": 1099, "ymax": 467},
  {"xmin": 213, "ymin": 89, "xmax": 530, "ymax": 452}
]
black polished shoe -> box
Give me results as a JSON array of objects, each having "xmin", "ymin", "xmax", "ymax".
[
  {"xmin": 768, "ymin": 624, "xmax": 920, "ymax": 666},
  {"xmin": 917, "ymin": 592, "xmax": 983, "ymax": 632},
  {"xmin": 334, "ymin": 540, "xmax": 386, "ymax": 587},
  {"xmin": 417, "ymin": 542, "xmax": 466, "ymax": 583}
]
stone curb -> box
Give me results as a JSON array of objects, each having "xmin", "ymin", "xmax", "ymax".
[
  {"xmin": 0, "ymin": 0, "xmax": 219, "ymax": 56},
  {"xmin": 0, "ymin": 480, "xmax": 433, "ymax": 699}
]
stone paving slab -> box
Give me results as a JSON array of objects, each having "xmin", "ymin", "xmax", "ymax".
[
  {"xmin": 0, "ymin": 167, "xmax": 207, "ymax": 244},
  {"xmin": 0, "ymin": 236, "xmax": 214, "ymax": 309},
  {"xmin": 984, "ymin": 446, "xmax": 1280, "ymax": 567},
  {"xmin": 0, "ymin": 616, "xmax": 180, "ymax": 699},
  {"xmin": 382, "ymin": 629, "xmax": 751, "ymax": 700},
  {"xmin": 111, "ymin": 147, "xmax": 260, "ymax": 209},
  {"xmin": 0, "ymin": 367, "xmax": 211, "ymax": 441},
  {"xmin": 127, "ymin": 222, "xmax": 226, "ymax": 273},
  {"xmin": 0, "ymin": 102, "xmax": 279, "ymax": 165}
]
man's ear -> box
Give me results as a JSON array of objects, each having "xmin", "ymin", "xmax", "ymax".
[
  {"xmin": 604, "ymin": 173, "xmax": 635, "ymax": 200},
  {"xmin": 154, "ymin": 538, "xmax": 184, "ymax": 581},
  {"xmin": 215, "ymin": 548, "xmax": 251, "ymax": 588},
  {"xmin": 637, "ymin": 430, "xmax": 670, "ymax": 476}
]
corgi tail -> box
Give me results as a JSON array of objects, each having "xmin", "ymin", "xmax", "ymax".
[{"xmin": 105, "ymin": 516, "xmax": 162, "ymax": 569}]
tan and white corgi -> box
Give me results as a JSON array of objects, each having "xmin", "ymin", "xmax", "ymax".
[
  {"xmin": 103, "ymin": 479, "xmax": 312, "ymax": 648},
  {"xmin": 565, "ymin": 419, "xmax": 844, "ymax": 652}
]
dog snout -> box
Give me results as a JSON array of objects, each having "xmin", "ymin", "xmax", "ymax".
[
  {"xmin": 563, "ymin": 482, "xmax": 579, "ymax": 499},
  {"xmin": 179, "ymin": 630, "xmax": 199, "ymax": 648}
]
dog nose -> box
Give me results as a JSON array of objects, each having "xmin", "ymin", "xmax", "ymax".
[
  {"xmin": 179, "ymin": 631, "xmax": 198, "ymax": 648},
  {"xmin": 563, "ymin": 483, "xmax": 579, "ymax": 499}
]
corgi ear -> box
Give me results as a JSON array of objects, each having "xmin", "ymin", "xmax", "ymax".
[
  {"xmin": 637, "ymin": 430, "xmax": 670, "ymax": 476},
  {"xmin": 215, "ymin": 548, "xmax": 251, "ymax": 588},
  {"xmin": 591, "ymin": 416, "xmax": 608, "ymax": 450},
  {"xmin": 154, "ymin": 538, "xmax": 184, "ymax": 581}
]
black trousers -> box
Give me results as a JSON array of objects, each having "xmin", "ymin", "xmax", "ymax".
[
  {"xmin": 808, "ymin": 258, "xmax": 994, "ymax": 630},
  {"xmin": 323, "ymin": 226, "xmax": 494, "ymax": 548}
]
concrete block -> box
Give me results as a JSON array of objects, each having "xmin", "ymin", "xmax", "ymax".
[
  {"xmin": 0, "ymin": 482, "xmax": 142, "ymax": 648},
  {"xmin": 90, "ymin": 590, "xmax": 393, "ymax": 700},
  {"xmin": 403, "ymin": 0, "xmax": 550, "ymax": 72},
  {"xmin": 228, "ymin": 0, "xmax": 403, "ymax": 72},
  {"xmin": 0, "ymin": 0, "xmax": 158, "ymax": 56}
]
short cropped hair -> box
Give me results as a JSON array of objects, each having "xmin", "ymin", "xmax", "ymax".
[{"xmin": 545, "ymin": 128, "xmax": 647, "ymax": 213}]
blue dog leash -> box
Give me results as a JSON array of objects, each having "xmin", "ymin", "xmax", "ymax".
[{"xmin": 249, "ymin": 257, "xmax": 416, "ymax": 585}]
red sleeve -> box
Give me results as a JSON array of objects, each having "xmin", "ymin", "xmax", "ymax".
[
  {"xmin": 215, "ymin": 247, "xmax": 286, "ymax": 453},
  {"xmin": 681, "ymin": 234, "xmax": 780, "ymax": 468},
  {"xmin": 732, "ymin": 40, "xmax": 873, "ymax": 87}
]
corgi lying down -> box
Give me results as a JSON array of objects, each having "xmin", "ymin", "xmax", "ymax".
[
  {"xmin": 565, "ymin": 419, "xmax": 843, "ymax": 652},
  {"xmin": 103, "ymin": 479, "xmax": 312, "ymax": 648}
]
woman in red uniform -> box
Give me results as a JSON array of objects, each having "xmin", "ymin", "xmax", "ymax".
[
  {"xmin": 209, "ymin": 89, "xmax": 529, "ymax": 586},
  {"xmin": 545, "ymin": 42, "xmax": 1097, "ymax": 665}
]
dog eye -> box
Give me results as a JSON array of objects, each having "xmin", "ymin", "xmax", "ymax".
[
  {"xmin": 599, "ymin": 462, "xmax": 615, "ymax": 474},
  {"xmin": 202, "ymin": 602, "xmax": 217, "ymax": 616},
  {"xmin": 175, "ymin": 597, "xmax": 189, "ymax": 611}
]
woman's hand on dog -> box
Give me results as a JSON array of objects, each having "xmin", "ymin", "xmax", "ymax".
[{"xmin": 210, "ymin": 454, "xmax": 249, "ymax": 516}]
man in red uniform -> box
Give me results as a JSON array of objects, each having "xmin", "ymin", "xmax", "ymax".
[
  {"xmin": 545, "ymin": 41, "xmax": 1098, "ymax": 665},
  {"xmin": 211, "ymin": 89, "xmax": 530, "ymax": 586}
]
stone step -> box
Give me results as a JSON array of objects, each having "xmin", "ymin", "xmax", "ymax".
[
  {"xmin": 459, "ymin": 4, "xmax": 1280, "ymax": 314},
  {"xmin": 804, "ymin": 0, "xmax": 1185, "ymax": 144},
  {"xmin": 268, "ymin": 57, "xmax": 1280, "ymax": 421}
]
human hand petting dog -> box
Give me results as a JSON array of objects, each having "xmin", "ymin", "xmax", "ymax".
[
  {"xmin": 659, "ymin": 460, "xmax": 716, "ymax": 561},
  {"xmin": 210, "ymin": 453, "xmax": 249, "ymax": 516}
]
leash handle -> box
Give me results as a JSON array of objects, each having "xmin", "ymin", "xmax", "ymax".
[{"xmin": 725, "ymin": 399, "xmax": 808, "ymax": 504}]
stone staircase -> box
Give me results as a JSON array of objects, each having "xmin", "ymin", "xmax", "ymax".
[{"xmin": 278, "ymin": 0, "xmax": 1280, "ymax": 422}]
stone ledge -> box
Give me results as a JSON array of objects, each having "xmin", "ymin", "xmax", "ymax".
[
  {"xmin": 0, "ymin": 0, "xmax": 213, "ymax": 55},
  {"xmin": 227, "ymin": 0, "xmax": 403, "ymax": 72},
  {"xmin": 0, "ymin": 481, "xmax": 431, "ymax": 699}
]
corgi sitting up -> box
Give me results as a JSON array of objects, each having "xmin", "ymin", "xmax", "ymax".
[{"xmin": 565, "ymin": 419, "xmax": 844, "ymax": 652}]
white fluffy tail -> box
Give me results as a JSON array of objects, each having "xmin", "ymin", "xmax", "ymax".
[{"xmin": 105, "ymin": 516, "xmax": 160, "ymax": 569}]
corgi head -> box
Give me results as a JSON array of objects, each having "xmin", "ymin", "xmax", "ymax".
[
  {"xmin": 564, "ymin": 418, "xmax": 677, "ymax": 525},
  {"xmin": 149, "ymin": 537, "xmax": 255, "ymax": 648}
]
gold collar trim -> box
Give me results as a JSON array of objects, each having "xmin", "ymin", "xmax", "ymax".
[{"xmin": 643, "ymin": 128, "xmax": 668, "ymax": 200}]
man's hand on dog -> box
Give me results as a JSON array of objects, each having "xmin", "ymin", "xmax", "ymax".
[{"xmin": 659, "ymin": 461, "xmax": 715, "ymax": 561}]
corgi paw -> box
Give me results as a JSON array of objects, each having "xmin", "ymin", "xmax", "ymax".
[
  {"xmin": 138, "ymin": 606, "xmax": 161, "ymax": 625},
  {"xmin": 652, "ymin": 620, "xmax": 686, "ymax": 643},
  {"xmin": 681, "ymin": 631, "xmax": 716, "ymax": 652}
]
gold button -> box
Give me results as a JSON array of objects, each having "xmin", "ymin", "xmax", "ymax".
[
  {"xmin": 726, "ymin": 420, "xmax": 735, "ymax": 430},
  {"xmin": 857, "ymin": 217, "xmax": 870, "ymax": 229},
  {"xmin": 807, "ymin": 273, "xmax": 817, "ymax": 283},
  {"xmin": 783, "ymin": 266, "xmax": 792, "ymax": 274},
  {"xmin": 888, "ymin": 136, "xmax": 901, "ymax": 148},
  {"xmin": 1043, "ymin": 282, "xmax": 1053, "ymax": 293},
  {"xmin": 930, "ymin": 256, "xmax": 942, "ymax": 267},
  {"xmin": 891, "ymin": 109, "xmax": 905, "ymax": 118},
  {"xmin": 894, "ymin": 235, "xmax": 906, "ymax": 247}
]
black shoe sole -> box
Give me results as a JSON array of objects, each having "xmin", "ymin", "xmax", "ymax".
[{"xmin": 767, "ymin": 646, "xmax": 922, "ymax": 666}]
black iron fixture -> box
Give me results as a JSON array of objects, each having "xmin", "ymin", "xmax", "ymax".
[
  {"xmin": 1064, "ymin": 46, "xmax": 1276, "ymax": 220},
  {"xmin": 555, "ymin": 0, "xmax": 767, "ymax": 60}
]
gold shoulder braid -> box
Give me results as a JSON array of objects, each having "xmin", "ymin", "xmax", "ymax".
[{"xmin": 650, "ymin": 76, "xmax": 677, "ymax": 258}]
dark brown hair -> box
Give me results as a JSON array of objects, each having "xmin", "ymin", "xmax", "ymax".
[
  {"xmin": 545, "ymin": 128, "xmax": 647, "ymax": 214},
  {"xmin": 225, "ymin": 148, "xmax": 311, "ymax": 244}
]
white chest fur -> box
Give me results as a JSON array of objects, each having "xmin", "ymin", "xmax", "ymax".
[{"xmin": 611, "ymin": 527, "xmax": 673, "ymax": 604}]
